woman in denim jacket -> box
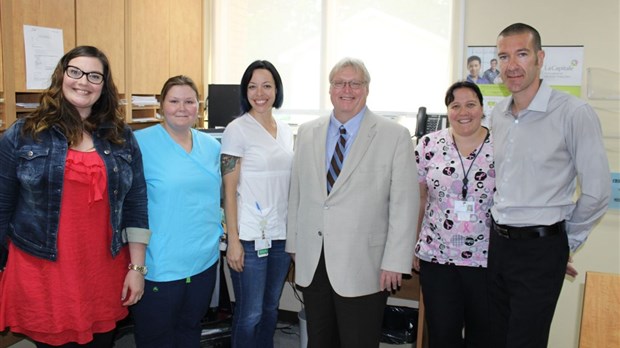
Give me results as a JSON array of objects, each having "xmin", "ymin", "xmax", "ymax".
[{"xmin": 0, "ymin": 46, "xmax": 150, "ymax": 348}]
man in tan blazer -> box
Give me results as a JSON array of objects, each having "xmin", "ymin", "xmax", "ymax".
[{"xmin": 286, "ymin": 57, "xmax": 419, "ymax": 348}]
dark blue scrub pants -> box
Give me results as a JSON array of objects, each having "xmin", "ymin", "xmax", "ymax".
[{"xmin": 131, "ymin": 263, "xmax": 218, "ymax": 348}]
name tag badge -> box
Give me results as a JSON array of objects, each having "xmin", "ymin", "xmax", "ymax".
[
  {"xmin": 254, "ymin": 238, "xmax": 271, "ymax": 251},
  {"xmin": 454, "ymin": 200, "xmax": 475, "ymax": 221},
  {"xmin": 257, "ymin": 248, "xmax": 269, "ymax": 258}
]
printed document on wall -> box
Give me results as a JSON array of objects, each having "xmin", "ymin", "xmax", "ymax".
[{"xmin": 24, "ymin": 25, "xmax": 64, "ymax": 90}]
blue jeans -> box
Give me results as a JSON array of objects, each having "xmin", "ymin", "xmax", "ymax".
[{"xmin": 230, "ymin": 240, "xmax": 291, "ymax": 348}]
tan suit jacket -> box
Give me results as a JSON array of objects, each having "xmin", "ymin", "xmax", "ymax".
[{"xmin": 286, "ymin": 110, "xmax": 419, "ymax": 297}]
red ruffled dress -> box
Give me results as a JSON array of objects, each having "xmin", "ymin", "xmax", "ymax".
[{"xmin": 0, "ymin": 149, "xmax": 130, "ymax": 345}]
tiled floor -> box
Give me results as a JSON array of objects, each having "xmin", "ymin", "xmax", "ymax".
[
  {"xmin": 7, "ymin": 326, "xmax": 297, "ymax": 347},
  {"xmin": 9, "ymin": 323, "xmax": 413, "ymax": 347}
]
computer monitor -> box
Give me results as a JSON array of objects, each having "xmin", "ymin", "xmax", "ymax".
[{"xmin": 207, "ymin": 84, "xmax": 241, "ymax": 129}]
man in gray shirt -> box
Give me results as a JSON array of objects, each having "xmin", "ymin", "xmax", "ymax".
[{"xmin": 488, "ymin": 23, "xmax": 610, "ymax": 348}]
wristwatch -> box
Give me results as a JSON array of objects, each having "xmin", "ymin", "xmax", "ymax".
[{"xmin": 128, "ymin": 263, "xmax": 148, "ymax": 276}]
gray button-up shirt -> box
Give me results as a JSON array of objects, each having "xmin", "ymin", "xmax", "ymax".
[{"xmin": 490, "ymin": 81, "xmax": 610, "ymax": 251}]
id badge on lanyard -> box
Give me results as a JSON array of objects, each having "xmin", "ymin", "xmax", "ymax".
[
  {"xmin": 454, "ymin": 200, "xmax": 476, "ymax": 221},
  {"xmin": 255, "ymin": 203, "xmax": 271, "ymax": 257}
]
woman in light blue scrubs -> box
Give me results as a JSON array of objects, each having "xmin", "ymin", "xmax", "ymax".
[{"xmin": 131, "ymin": 75, "xmax": 223, "ymax": 348}]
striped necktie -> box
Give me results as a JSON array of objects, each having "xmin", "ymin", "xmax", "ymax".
[{"xmin": 327, "ymin": 126, "xmax": 347, "ymax": 194}]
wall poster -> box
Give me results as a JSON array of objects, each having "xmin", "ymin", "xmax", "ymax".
[{"xmin": 465, "ymin": 45, "xmax": 584, "ymax": 115}]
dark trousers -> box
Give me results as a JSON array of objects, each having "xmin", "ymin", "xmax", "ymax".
[
  {"xmin": 131, "ymin": 263, "xmax": 218, "ymax": 348},
  {"xmin": 300, "ymin": 250, "xmax": 388, "ymax": 348},
  {"xmin": 34, "ymin": 331, "xmax": 115, "ymax": 348},
  {"xmin": 419, "ymin": 261, "xmax": 489, "ymax": 348},
  {"xmin": 487, "ymin": 229, "xmax": 569, "ymax": 348}
]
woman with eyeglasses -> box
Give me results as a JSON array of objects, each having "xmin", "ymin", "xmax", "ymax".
[
  {"xmin": 413, "ymin": 81, "xmax": 494, "ymax": 348},
  {"xmin": 0, "ymin": 46, "xmax": 150, "ymax": 347}
]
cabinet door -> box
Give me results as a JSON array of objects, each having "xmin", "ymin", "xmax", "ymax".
[
  {"xmin": 169, "ymin": 0, "xmax": 203, "ymax": 93},
  {"xmin": 0, "ymin": 0, "xmax": 13, "ymax": 130},
  {"xmin": 0, "ymin": 16, "xmax": 3, "ymax": 93},
  {"xmin": 75, "ymin": 0, "xmax": 125, "ymax": 93},
  {"xmin": 0, "ymin": 13, "xmax": 4, "ymax": 130},
  {"xmin": 128, "ymin": 0, "xmax": 170, "ymax": 95},
  {"xmin": 10, "ymin": 0, "xmax": 75, "ymax": 92}
]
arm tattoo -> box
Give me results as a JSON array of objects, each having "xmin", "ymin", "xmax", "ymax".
[{"xmin": 221, "ymin": 154, "xmax": 240, "ymax": 176}]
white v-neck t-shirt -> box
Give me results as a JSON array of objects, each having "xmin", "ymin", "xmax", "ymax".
[{"xmin": 221, "ymin": 113, "xmax": 294, "ymax": 241}]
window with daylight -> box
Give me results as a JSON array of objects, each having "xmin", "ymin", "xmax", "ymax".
[{"xmin": 209, "ymin": 0, "xmax": 455, "ymax": 125}]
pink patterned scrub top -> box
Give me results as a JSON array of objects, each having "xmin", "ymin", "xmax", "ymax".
[{"xmin": 414, "ymin": 128, "xmax": 495, "ymax": 267}]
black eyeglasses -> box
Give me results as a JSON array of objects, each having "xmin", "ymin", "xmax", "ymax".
[{"xmin": 65, "ymin": 65, "xmax": 104, "ymax": 85}]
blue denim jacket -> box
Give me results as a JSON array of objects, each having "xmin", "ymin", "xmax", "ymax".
[{"xmin": 0, "ymin": 119, "xmax": 150, "ymax": 266}]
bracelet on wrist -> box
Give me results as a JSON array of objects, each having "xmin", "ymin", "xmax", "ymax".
[{"xmin": 128, "ymin": 263, "xmax": 148, "ymax": 276}]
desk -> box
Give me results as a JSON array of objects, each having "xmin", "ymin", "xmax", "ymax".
[{"xmin": 579, "ymin": 271, "xmax": 620, "ymax": 348}]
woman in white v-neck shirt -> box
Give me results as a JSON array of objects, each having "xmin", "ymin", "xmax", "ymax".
[{"xmin": 221, "ymin": 60, "xmax": 293, "ymax": 348}]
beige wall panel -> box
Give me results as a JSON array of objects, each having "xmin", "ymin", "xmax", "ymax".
[
  {"xmin": 76, "ymin": 0, "xmax": 125, "ymax": 93},
  {"xmin": 129, "ymin": 0, "xmax": 170, "ymax": 95},
  {"xmin": 169, "ymin": 0, "xmax": 203, "ymax": 94}
]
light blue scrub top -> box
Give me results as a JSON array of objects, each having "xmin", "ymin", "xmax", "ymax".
[{"xmin": 136, "ymin": 124, "xmax": 223, "ymax": 281}]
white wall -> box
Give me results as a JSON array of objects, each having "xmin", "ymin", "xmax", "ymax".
[{"xmin": 464, "ymin": 1, "xmax": 620, "ymax": 347}]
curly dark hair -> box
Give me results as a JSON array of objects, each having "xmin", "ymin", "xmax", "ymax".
[{"xmin": 22, "ymin": 46, "xmax": 125, "ymax": 145}]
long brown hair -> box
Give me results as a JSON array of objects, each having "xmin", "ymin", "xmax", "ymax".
[{"xmin": 22, "ymin": 46, "xmax": 125, "ymax": 145}]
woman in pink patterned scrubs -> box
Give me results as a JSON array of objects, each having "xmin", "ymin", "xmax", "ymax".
[{"xmin": 413, "ymin": 81, "xmax": 494, "ymax": 348}]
